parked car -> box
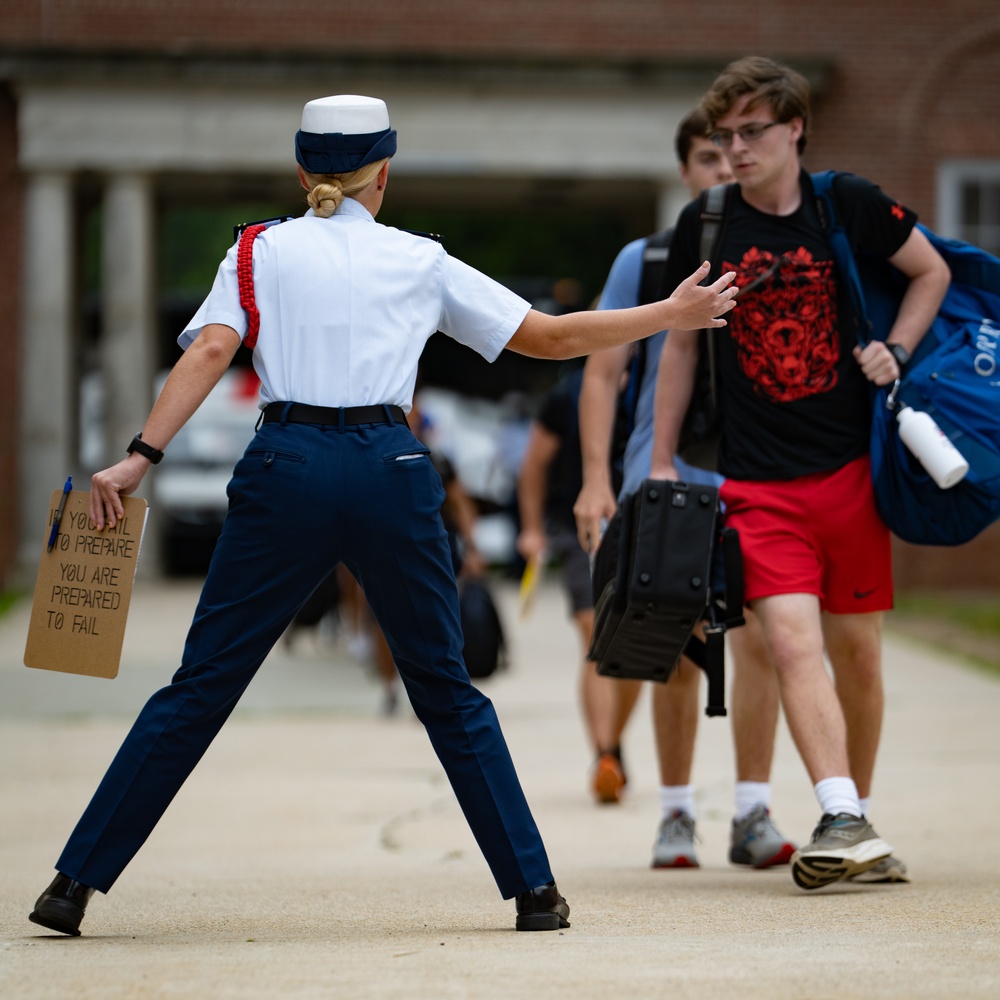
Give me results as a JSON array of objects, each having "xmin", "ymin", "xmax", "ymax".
[{"xmin": 151, "ymin": 367, "xmax": 262, "ymax": 574}]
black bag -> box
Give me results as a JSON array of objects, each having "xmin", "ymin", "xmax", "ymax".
[
  {"xmin": 459, "ymin": 579, "xmax": 507, "ymax": 679},
  {"xmin": 588, "ymin": 479, "xmax": 744, "ymax": 716}
]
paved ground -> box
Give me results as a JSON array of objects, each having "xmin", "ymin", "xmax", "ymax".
[{"xmin": 1, "ymin": 575, "xmax": 999, "ymax": 999}]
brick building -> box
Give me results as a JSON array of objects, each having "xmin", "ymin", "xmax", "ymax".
[{"xmin": 1, "ymin": 1, "xmax": 999, "ymax": 587}]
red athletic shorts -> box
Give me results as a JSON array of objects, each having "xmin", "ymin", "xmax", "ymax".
[{"xmin": 719, "ymin": 455, "xmax": 892, "ymax": 614}]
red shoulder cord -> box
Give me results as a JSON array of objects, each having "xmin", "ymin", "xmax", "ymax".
[{"xmin": 237, "ymin": 224, "xmax": 267, "ymax": 350}]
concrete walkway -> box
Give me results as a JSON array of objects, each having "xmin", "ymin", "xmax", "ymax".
[{"xmin": 1, "ymin": 576, "xmax": 999, "ymax": 999}]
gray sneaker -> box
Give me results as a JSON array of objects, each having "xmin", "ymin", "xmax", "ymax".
[
  {"xmin": 651, "ymin": 811, "xmax": 699, "ymax": 869},
  {"xmin": 791, "ymin": 813, "xmax": 893, "ymax": 890},
  {"xmin": 729, "ymin": 805, "xmax": 796, "ymax": 868},
  {"xmin": 848, "ymin": 855, "xmax": 910, "ymax": 883}
]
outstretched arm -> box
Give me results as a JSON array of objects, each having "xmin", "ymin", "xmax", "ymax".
[
  {"xmin": 649, "ymin": 329, "xmax": 700, "ymax": 481},
  {"xmin": 89, "ymin": 323, "xmax": 242, "ymax": 528},
  {"xmin": 506, "ymin": 262, "xmax": 736, "ymax": 360}
]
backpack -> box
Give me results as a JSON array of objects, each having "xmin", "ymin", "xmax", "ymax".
[
  {"xmin": 630, "ymin": 191, "xmax": 732, "ymax": 471},
  {"xmin": 588, "ymin": 479, "xmax": 745, "ymax": 717},
  {"xmin": 459, "ymin": 578, "xmax": 507, "ymax": 680},
  {"xmin": 812, "ymin": 170, "xmax": 1000, "ymax": 545},
  {"xmin": 617, "ymin": 227, "xmax": 674, "ymax": 439}
]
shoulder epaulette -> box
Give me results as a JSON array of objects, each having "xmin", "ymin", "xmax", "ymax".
[
  {"xmin": 402, "ymin": 229, "xmax": 444, "ymax": 244},
  {"xmin": 232, "ymin": 215, "xmax": 295, "ymax": 243}
]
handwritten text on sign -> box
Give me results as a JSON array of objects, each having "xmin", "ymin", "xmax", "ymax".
[{"xmin": 25, "ymin": 491, "xmax": 148, "ymax": 679}]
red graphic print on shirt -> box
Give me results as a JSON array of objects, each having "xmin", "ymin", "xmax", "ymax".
[{"xmin": 726, "ymin": 246, "xmax": 840, "ymax": 403}]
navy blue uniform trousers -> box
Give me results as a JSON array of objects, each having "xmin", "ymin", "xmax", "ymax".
[{"xmin": 56, "ymin": 418, "xmax": 553, "ymax": 899}]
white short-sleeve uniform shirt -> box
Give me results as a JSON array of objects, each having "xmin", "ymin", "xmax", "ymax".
[{"xmin": 180, "ymin": 198, "xmax": 531, "ymax": 411}]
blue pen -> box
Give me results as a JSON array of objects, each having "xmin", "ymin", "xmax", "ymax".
[{"xmin": 47, "ymin": 476, "xmax": 73, "ymax": 552}]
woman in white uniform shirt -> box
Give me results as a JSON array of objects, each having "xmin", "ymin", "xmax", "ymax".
[{"xmin": 30, "ymin": 95, "xmax": 736, "ymax": 937}]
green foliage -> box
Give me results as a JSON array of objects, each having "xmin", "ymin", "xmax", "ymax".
[
  {"xmin": 895, "ymin": 593, "xmax": 1000, "ymax": 638},
  {"xmin": 0, "ymin": 590, "xmax": 24, "ymax": 619},
  {"xmin": 159, "ymin": 203, "xmax": 295, "ymax": 296}
]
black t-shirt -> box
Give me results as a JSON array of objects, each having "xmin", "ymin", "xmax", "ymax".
[
  {"xmin": 536, "ymin": 366, "xmax": 585, "ymax": 532},
  {"xmin": 660, "ymin": 171, "xmax": 917, "ymax": 480}
]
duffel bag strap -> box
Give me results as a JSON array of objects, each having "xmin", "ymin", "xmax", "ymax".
[
  {"xmin": 681, "ymin": 622, "xmax": 727, "ymax": 718},
  {"xmin": 719, "ymin": 526, "xmax": 746, "ymax": 629}
]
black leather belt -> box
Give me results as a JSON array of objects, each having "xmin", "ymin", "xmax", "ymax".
[{"xmin": 261, "ymin": 402, "xmax": 407, "ymax": 427}]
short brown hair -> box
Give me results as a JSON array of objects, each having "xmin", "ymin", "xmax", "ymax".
[
  {"xmin": 674, "ymin": 108, "xmax": 712, "ymax": 166},
  {"xmin": 701, "ymin": 56, "xmax": 810, "ymax": 154}
]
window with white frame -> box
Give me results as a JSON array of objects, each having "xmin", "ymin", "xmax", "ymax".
[{"xmin": 937, "ymin": 161, "xmax": 1000, "ymax": 256}]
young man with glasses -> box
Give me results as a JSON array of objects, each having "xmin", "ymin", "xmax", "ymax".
[
  {"xmin": 649, "ymin": 57, "xmax": 950, "ymax": 889},
  {"xmin": 576, "ymin": 108, "xmax": 795, "ymax": 869}
]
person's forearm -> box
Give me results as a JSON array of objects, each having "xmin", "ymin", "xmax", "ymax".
[
  {"xmin": 446, "ymin": 482, "xmax": 480, "ymax": 548},
  {"xmin": 650, "ymin": 331, "xmax": 699, "ymax": 477},
  {"xmin": 855, "ymin": 229, "xmax": 952, "ymax": 386},
  {"xmin": 886, "ymin": 267, "xmax": 951, "ymax": 355},
  {"xmin": 507, "ymin": 262, "xmax": 736, "ymax": 359},
  {"xmin": 517, "ymin": 424, "xmax": 559, "ymax": 537},
  {"xmin": 884, "ymin": 227, "xmax": 951, "ymax": 354},
  {"xmin": 579, "ymin": 350, "xmax": 628, "ymax": 491},
  {"xmin": 517, "ymin": 458, "xmax": 548, "ymax": 537}
]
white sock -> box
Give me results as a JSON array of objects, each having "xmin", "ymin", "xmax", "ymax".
[
  {"xmin": 734, "ymin": 781, "xmax": 771, "ymax": 821},
  {"xmin": 660, "ymin": 785, "xmax": 696, "ymax": 820},
  {"xmin": 814, "ymin": 777, "xmax": 862, "ymax": 818},
  {"xmin": 859, "ymin": 797, "xmax": 871, "ymax": 818}
]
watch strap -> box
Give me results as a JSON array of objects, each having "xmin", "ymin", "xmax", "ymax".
[
  {"xmin": 127, "ymin": 433, "xmax": 164, "ymax": 465},
  {"xmin": 887, "ymin": 342, "xmax": 911, "ymax": 368}
]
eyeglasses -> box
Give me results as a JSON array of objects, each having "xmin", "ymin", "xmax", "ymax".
[{"xmin": 709, "ymin": 121, "xmax": 781, "ymax": 148}]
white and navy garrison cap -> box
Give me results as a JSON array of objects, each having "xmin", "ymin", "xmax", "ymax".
[{"xmin": 294, "ymin": 95, "xmax": 397, "ymax": 174}]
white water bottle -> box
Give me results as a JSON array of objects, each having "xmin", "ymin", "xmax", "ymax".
[{"xmin": 896, "ymin": 406, "xmax": 969, "ymax": 489}]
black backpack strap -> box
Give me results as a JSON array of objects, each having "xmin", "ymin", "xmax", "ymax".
[
  {"xmin": 811, "ymin": 170, "xmax": 872, "ymax": 346},
  {"xmin": 699, "ymin": 183, "xmax": 732, "ymax": 278},
  {"xmin": 639, "ymin": 228, "xmax": 674, "ymax": 305},
  {"xmin": 685, "ymin": 183, "xmax": 735, "ymax": 454},
  {"xmin": 626, "ymin": 228, "xmax": 677, "ymax": 421}
]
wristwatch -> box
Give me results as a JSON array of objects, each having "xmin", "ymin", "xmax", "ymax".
[
  {"xmin": 126, "ymin": 433, "xmax": 164, "ymax": 465},
  {"xmin": 886, "ymin": 343, "xmax": 911, "ymax": 368}
]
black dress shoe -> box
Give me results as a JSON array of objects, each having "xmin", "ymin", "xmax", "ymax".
[
  {"xmin": 29, "ymin": 873, "xmax": 95, "ymax": 937},
  {"xmin": 515, "ymin": 881, "xmax": 570, "ymax": 931}
]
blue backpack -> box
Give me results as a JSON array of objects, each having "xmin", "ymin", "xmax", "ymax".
[{"xmin": 813, "ymin": 170, "xmax": 1000, "ymax": 546}]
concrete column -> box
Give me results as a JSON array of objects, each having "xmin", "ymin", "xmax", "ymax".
[
  {"xmin": 18, "ymin": 171, "xmax": 75, "ymax": 574},
  {"xmin": 100, "ymin": 171, "xmax": 163, "ymax": 576},
  {"xmin": 100, "ymin": 172, "xmax": 156, "ymax": 467}
]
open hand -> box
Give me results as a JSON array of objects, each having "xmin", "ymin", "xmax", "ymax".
[{"xmin": 666, "ymin": 262, "xmax": 738, "ymax": 330}]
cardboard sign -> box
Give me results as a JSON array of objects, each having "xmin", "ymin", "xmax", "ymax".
[{"xmin": 24, "ymin": 490, "xmax": 148, "ymax": 679}]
